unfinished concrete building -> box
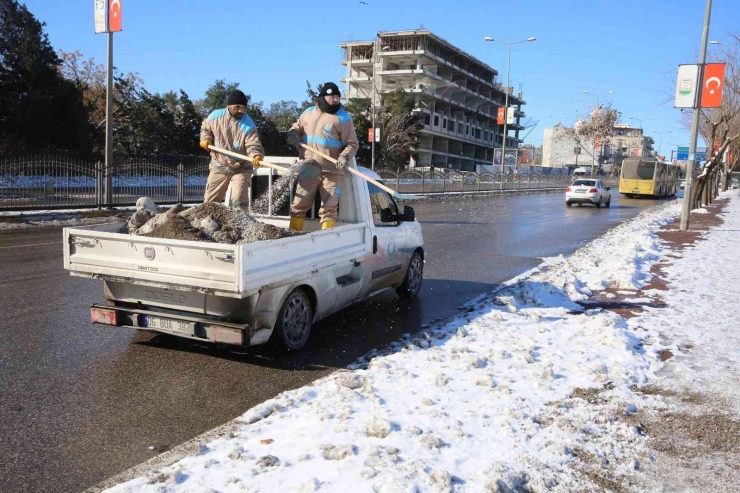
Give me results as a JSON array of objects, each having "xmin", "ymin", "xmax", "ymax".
[{"xmin": 340, "ymin": 30, "xmax": 526, "ymax": 172}]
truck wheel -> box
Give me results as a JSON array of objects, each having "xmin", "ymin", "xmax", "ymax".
[
  {"xmin": 272, "ymin": 288, "xmax": 313, "ymax": 350},
  {"xmin": 396, "ymin": 252, "xmax": 424, "ymax": 299}
]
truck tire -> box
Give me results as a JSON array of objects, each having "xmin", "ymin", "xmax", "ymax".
[
  {"xmin": 396, "ymin": 252, "xmax": 424, "ymax": 299},
  {"xmin": 271, "ymin": 288, "xmax": 313, "ymax": 350}
]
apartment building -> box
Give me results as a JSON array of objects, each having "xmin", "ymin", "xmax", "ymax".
[{"xmin": 340, "ymin": 30, "xmax": 526, "ymax": 172}]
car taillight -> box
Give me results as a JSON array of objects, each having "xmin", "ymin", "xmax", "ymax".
[
  {"xmin": 566, "ymin": 187, "xmax": 571, "ymax": 192},
  {"xmin": 91, "ymin": 307, "xmax": 118, "ymax": 325},
  {"xmin": 589, "ymin": 188, "xmax": 597, "ymax": 193}
]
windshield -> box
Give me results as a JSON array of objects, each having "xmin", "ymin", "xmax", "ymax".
[
  {"xmin": 572, "ymin": 180, "xmax": 596, "ymax": 186},
  {"xmin": 622, "ymin": 159, "xmax": 656, "ymax": 180}
]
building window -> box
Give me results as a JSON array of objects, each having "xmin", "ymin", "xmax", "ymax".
[
  {"xmin": 475, "ymin": 128, "xmax": 481, "ymax": 139},
  {"xmin": 484, "ymin": 131, "xmax": 488, "ymax": 141},
  {"xmin": 458, "ymin": 123, "xmax": 464, "ymax": 134},
  {"xmin": 434, "ymin": 115, "xmax": 439, "ymax": 127},
  {"xmin": 424, "ymin": 114, "xmax": 430, "ymax": 125},
  {"xmin": 443, "ymin": 118, "xmax": 447, "ymax": 129},
  {"xmin": 466, "ymin": 125, "xmax": 470, "ymax": 135}
]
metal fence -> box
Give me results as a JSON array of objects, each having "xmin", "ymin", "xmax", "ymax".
[
  {"xmin": 0, "ymin": 154, "xmax": 209, "ymax": 211},
  {"xmin": 0, "ymin": 154, "xmax": 617, "ymax": 212}
]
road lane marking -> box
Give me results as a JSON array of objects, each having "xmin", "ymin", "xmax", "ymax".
[{"xmin": 0, "ymin": 241, "xmax": 62, "ymax": 250}]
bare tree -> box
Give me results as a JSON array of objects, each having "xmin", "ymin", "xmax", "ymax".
[
  {"xmin": 680, "ymin": 33, "xmax": 740, "ymax": 207},
  {"xmin": 557, "ymin": 103, "xmax": 621, "ymax": 176}
]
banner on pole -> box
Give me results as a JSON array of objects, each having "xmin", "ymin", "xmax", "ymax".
[
  {"xmin": 497, "ymin": 107, "xmax": 505, "ymax": 125},
  {"xmin": 109, "ymin": 0, "xmax": 122, "ymax": 32},
  {"xmin": 95, "ymin": 0, "xmax": 122, "ymax": 33},
  {"xmin": 674, "ymin": 64, "xmax": 699, "ymax": 108},
  {"xmin": 506, "ymin": 107, "xmax": 515, "ymax": 125},
  {"xmin": 94, "ymin": 0, "xmax": 107, "ymax": 33},
  {"xmin": 700, "ymin": 63, "xmax": 725, "ymax": 108}
]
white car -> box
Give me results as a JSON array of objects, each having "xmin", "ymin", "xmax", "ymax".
[{"xmin": 566, "ymin": 179, "xmax": 612, "ymax": 208}]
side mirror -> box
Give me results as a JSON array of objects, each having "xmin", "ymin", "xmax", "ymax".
[
  {"xmin": 380, "ymin": 208, "xmax": 395, "ymax": 223},
  {"xmin": 606, "ymin": 187, "xmax": 611, "ymax": 191},
  {"xmin": 401, "ymin": 205, "xmax": 415, "ymax": 222}
]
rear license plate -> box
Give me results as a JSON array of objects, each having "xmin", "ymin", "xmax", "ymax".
[
  {"xmin": 576, "ymin": 188, "xmax": 587, "ymax": 193},
  {"xmin": 140, "ymin": 315, "xmax": 195, "ymax": 336}
]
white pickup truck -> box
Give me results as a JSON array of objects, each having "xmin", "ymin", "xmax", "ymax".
[{"xmin": 63, "ymin": 159, "xmax": 424, "ymax": 350}]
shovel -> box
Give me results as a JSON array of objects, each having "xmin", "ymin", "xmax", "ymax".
[
  {"xmin": 208, "ymin": 145, "xmax": 323, "ymax": 179},
  {"xmin": 298, "ymin": 143, "xmax": 423, "ymax": 200}
]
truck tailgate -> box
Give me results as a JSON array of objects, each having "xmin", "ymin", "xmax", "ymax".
[{"xmin": 64, "ymin": 223, "xmax": 241, "ymax": 295}]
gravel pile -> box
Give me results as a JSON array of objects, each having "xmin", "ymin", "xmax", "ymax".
[
  {"xmin": 251, "ymin": 160, "xmax": 321, "ymax": 216},
  {"xmin": 123, "ymin": 199, "xmax": 301, "ymax": 244}
]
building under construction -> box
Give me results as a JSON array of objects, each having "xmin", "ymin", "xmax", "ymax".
[{"xmin": 340, "ymin": 30, "xmax": 527, "ymax": 171}]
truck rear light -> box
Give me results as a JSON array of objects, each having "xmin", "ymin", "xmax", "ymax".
[
  {"xmin": 91, "ymin": 307, "xmax": 118, "ymax": 325},
  {"xmin": 589, "ymin": 188, "xmax": 597, "ymax": 193},
  {"xmin": 206, "ymin": 325, "xmax": 244, "ymax": 345}
]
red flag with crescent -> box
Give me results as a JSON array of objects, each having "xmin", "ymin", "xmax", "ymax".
[
  {"xmin": 497, "ymin": 107, "xmax": 505, "ymax": 125},
  {"xmin": 701, "ymin": 63, "xmax": 725, "ymax": 108},
  {"xmin": 109, "ymin": 0, "xmax": 122, "ymax": 32}
]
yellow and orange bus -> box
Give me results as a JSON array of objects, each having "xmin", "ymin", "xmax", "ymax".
[{"xmin": 619, "ymin": 157, "xmax": 680, "ymax": 198}]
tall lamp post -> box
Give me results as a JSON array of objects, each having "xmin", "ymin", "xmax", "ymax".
[
  {"xmin": 371, "ymin": 44, "xmax": 390, "ymax": 170},
  {"xmin": 484, "ymin": 36, "xmax": 536, "ymax": 180},
  {"xmin": 582, "ymin": 90, "xmax": 614, "ymax": 176},
  {"xmin": 651, "ymin": 130, "xmax": 672, "ymax": 158}
]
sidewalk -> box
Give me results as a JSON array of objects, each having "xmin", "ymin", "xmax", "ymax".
[{"xmin": 95, "ymin": 193, "xmax": 738, "ymax": 493}]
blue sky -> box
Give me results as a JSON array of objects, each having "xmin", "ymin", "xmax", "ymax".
[{"xmin": 25, "ymin": 0, "xmax": 739, "ymax": 154}]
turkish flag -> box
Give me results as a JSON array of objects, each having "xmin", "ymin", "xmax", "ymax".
[
  {"xmin": 700, "ymin": 63, "xmax": 725, "ymax": 108},
  {"xmin": 108, "ymin": 0, "xmax": 122, "ymax": 32},
  {"xmin": 497, "ymin": 107, "xmax": 505, "ymax": 125}
]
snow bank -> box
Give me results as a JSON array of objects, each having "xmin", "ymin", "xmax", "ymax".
[{"xmin": 104, "ymin": 200, "xmax": 687, "ymax": 493}]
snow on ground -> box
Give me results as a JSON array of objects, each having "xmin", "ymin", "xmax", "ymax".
[
  {"xmin": 626, "ymin": 192, "xmax": 740, "ymax": 491},
  {"xmin": 103, "ymin": 198, "xmax": 708, "ymax": 493}
]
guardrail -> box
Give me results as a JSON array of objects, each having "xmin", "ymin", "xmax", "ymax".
[{"xmin": 373, "ymin": 168, "xmax": 618, "ymax": 195}]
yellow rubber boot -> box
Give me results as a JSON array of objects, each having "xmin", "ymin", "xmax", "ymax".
[
  {"xmin": 289, "ymin": 217, "xmax": 304, "ymax": 232},
  {"xmin": 321, "ymin": 220, "xmax": 336, "ymax": 230}
]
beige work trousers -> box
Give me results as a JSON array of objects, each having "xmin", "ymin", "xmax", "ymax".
[
  {"xmin": 290, "ymin": 172, "xmax": 343, "ymax": 223},
  {"xmin": 203, "ymin": 168, "xmax": 252, "ymax": 209}
]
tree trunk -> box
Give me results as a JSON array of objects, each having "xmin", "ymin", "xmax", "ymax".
[{"xmin": 690, "ymin": 175, "xmax": 703, "ymax": 209}]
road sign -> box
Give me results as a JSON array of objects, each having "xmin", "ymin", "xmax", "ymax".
[
  {"xmin": 674, "ymin": 64, "xmax": 699, "ymax": 108},
  {"xmin": 677, "ymin": 146, "xmax": 689, "ymax": 160},
  {"xmin": 701, "ymin": 63, "xmax": 725, "ymax": 108}
]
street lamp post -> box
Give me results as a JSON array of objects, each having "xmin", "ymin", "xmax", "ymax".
[
  {"xmin": 582, "ymin": 90, "xmax": 614, "ymax": 176},
  {"xmin": 484, "ymin": 36, "xmax": 536, "ymax": 181},
  {"xmin": 371, "ymin": 44, "xmax": 390, "ymax": 170},
  {"xmin": 628, "ymin": 115, "xmax": 654, "ymax": 130},
  {"xmin": 651, "ymin": 130, "xmax": 672, "ymax": 158}
]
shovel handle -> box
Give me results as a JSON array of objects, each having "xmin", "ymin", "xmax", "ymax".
[
  {"xmin": 298, "ymin": 143, "xmax": 400, "ymax": 197},
  {"xmin": 207, "ymin": 145, "xmax": 289, "ymax": 173}
]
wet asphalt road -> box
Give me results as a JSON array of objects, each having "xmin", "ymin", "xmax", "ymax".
[{"xmin": 0, "ymin": 192, "xmax": 675, "ymax": 492}]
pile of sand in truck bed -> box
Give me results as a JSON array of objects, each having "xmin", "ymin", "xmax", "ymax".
[{"xmin": 123, "ymin": 202, "xmax": 302, "ymax": 244}]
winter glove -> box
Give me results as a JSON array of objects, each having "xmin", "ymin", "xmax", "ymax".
[
  {"xmin": 199, "ymin": 140, "xmax": 212, "ymax": 152},
  {"xmin": 336, "ymin": 154, "xmax": 350, "ymax": 171},
  {"xmin": 287, "ymin": 132, "xmax": 301, "ymax": 149},
  {"xmin": 252, "ymin": 155, "xmax": 263, "ymax": 167}
]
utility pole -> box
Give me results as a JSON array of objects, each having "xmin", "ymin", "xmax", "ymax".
[
  {"xmin": 680, "ymin": 0, "xmax": 712, "ymax": 231},
  {"xmin": 484, "ymin": 36, "xmax": 536, "ymax": 184},
  {"xmin": 104, "ymin": 31, "xmax": 113, "ymax": 205}
]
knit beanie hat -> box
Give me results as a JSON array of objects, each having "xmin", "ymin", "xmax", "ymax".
[
  {"xmin": 318, "ymin": 83, "xmax": 341, "ymax": 98},
  {"xmin": 226, "ymin": 89, "xmax": 248, "ymax": 106}
]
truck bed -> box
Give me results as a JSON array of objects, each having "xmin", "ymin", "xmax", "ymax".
[{"xmin": 64, "ymin": 221, "xmax": 368, "ymax": 298}]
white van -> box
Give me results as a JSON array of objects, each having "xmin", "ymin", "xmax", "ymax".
[{"xmin": 572, "ymin": 167, "xmax": 589, "ymax": 177}]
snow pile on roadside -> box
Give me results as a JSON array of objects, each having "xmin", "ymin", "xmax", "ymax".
[{"xmin": 105, "ymin": 201, "xmax": 685, "ymax": 493}]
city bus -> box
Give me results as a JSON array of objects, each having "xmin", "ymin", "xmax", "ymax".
[{"xmin": 619, "ymin": 157, "xmax": 680, "ymax": 198}]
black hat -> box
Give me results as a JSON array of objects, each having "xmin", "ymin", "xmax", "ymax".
[
  {"xmin": 319, "ymin": 82, "xmax": 341, "ymax": 98},
  {"xmin": 226, "ymin": 89, "xmax": 248, "ymax": 106}
]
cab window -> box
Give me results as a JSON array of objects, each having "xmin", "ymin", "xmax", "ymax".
[{"xmin": 368, "ymin": 183, "xmax": 399, "ymax": 227}]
